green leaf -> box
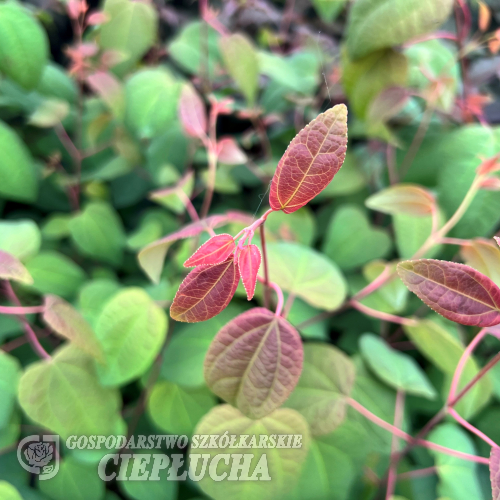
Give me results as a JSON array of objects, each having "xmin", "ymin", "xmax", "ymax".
[
  {"xmin": 41, "ymin": 213, "xmax": 73, "ymax": 240},
  {"xmin": 406, "ymin": 40, "xmax": 459, "ymax": 112},
  {"xmin": 258, "ymin": 50, "xmax": 320, "ymax": 95},
  {"xmin": 220, "ymin": 33, "xmax": 259, "ymax": 106},
  {"xmin": 43, "ymin": 295, "xmax": 104, "ymax": 362},
  {"xmin": 428, "ymin": 424, "xmax": 485, "ymax": 500},
  {"xmin": 117, "ymin": 451, "xmax": 178, "ymax": 500},
  {"xmin": 29, "ymin": 99, "xmax": 69, "ymax": 128},
  {"xmin": 147, "ymin": 381, "xmax": 216, "ymax": 436},
  {"xmin": 0, "ymin": 120, "xmax": 38, "ymax": 202},
  {"xmin": 77, "ymin": 279, "xmax": 121, "ymax": 328},
  {"xmin": 284, "ymin": 344, "xmax": 356, "ymax": 436},
  {"xmin": 404, "ymin": 319, "xmax": 492, "ymax": 419},
  {"xmin": 346, "ymin": 0, "xmax": 454, "ymax": 60},
  {"xmin": 291, "ymin": 421, "xmax": 370, "ymax": 500},
  {"xmin": 0, "ymin": 220, "xmax": 41, "ymax": 261},
  {"xmin": 342, "ymin": 48, "xmax": 408, "ymax": 120},
  {"xmin": 36, "ymin": 63, "xmax": 78, "ymax": 104},
  {"xmin": 95, "ymin": 288, "xmax": 168, "ymax": 386},
  {"xmin": 436, "ymin": 126, "xmax": 500, "ymax": 238},
  {"xmin": 160, "ymin": 303, "xmax": 247, "ymax": 388},
  {"xmin": 18, "ymin": 345, "xmax": 122, "ymax": 439},
  {"xmin": 359, "ymin": 333, "xmax": 436, "ymax": 399},
  {"xmin": 322, "ymin": 205, "xmax": 392, "ymax": 270},
  {"xmin": 0, "ymin": 2, "xmax": 49, "ymax": 89},
  {"xmin": 192, "ymin": 405, "xmax": 310, "ymax": 500},
  {"xmin": 69, "ymin": 202, "xmax": 125, "ymax": 265},
  {"xmin": 461, "ymin": 239, "xmax": 500, "ymax": 288},
  {"xmin": 0, "ymin": 481, "xmax": 23, "ymax": 500},
  {"xmin": 169, "ymin": 21, "xmax": 221, "ymax": 77},
  {"xmin": 393, "ymin": 212, "xmax": 442, "ymax": 259},
  {"xmin": 100, "ymin": 0, "xmax": 158, "ymax": 70},
  {"xmin": 311, "ymin": 0, "xmax": 347, "ymax": 22},
  {"xmin": 25, "ymin": 251, "xmax": 86, "ymax": 299},
  {"xmin": 125, "ymin": 68, "xmax": 181, "ymax": 139},
  {"xmin": 0, "ymin": 352, "xmax": 21, "ymax": 428},
  {"xmin": 264, "ymin": 242, "xmax": 347, "ymax": 311},
  {"xmin": 39, "ymin": 457, "xmax": 105, "ymax": 500},
  {"xmin": 265, "ymin": 208, "xmax": 316, "ymax": 246}
]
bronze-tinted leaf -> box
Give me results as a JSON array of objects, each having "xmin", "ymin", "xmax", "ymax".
[
  {"xmin": 398, "ymin": 259, "xmax": 500, "ymax": 327},
  {"xmin": 204, "ymin": 308, "xmax": 303, "ymax": 419},
  {"xmin": 238, "ymin": 244, "xmax": 261, "ymax": 300},
  {"xmin": 491, "ymin": 446, "xmax": 500, "ymax": 500},
  {"xmin": 269, "ymin": 105, "xmax": 348, "ymax": 214},
  {"xmin": 178, "ymin": 83, "xmax": 206, "ymax": 139},
  {"xmin": 170, "ymin": 257, "xmax": 240, "ymax": 322},
  {"xmin": 0, "ymin": 250, "xmax": 33, "ymax": 284}
]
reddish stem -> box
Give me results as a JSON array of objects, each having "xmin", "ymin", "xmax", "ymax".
[
  {"xmin": 350, "ymin": 300, "xmax": 417, "ymax": 326},
  {"xmin": 448, "ymin": 407, "xmax": 498, "ymax": 448},
  {"xmin": 0, "ymin": 305, "xmax": 45, "ymax": 315},
  {"xmin": 347, "ymin": 398, "xmax": 489, "ymax": 465},
  {"xmin": 260, "ymin": 222, "xmax": 271, "ymax": 309},
  {"xmin": 386, "ymin": 390, "xmax": 405, "ymax": 500}
]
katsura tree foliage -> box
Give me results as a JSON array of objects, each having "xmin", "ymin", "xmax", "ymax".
[{"xmin": 3, "ymin": 0, "xmax": 500, "ymax": 500}]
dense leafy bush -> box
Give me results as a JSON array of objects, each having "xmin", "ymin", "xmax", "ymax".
[{"xmin": 2, "ymin": 1, "xmax": 500, "ymax": 499}]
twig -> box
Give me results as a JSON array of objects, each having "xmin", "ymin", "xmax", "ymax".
[{"xmin": 386, "ymin": 390, "xmax": 405, "ymax": 500}]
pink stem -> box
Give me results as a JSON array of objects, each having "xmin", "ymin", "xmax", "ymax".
[
  {"xmin": 256, "ymin": 276, "xmax": 284, "ymax": 317},
  {"xmin": 386, "ymin": 390, "xmax": 405, "ymax": 500},
  {"xmin": 439, "ymin": 237, "xmax": 472, "ymax": 246},
  {"xmin": 3, "ymin": 283, "xmax": 50, "ymax": 360},
  {"xmin": 347, "ymin": 398, "xmax": 490, "ymax": 465},
  {"xmin": 177, "ymin": 191, "xmax": 200, "ymax": 222},
  {"xmin": 350, "ymin": 300, "xmax": 416, "ymax": 326},
  {"xmin": 404, "ymin": 31, "xmax": 458, "ymax": 46},
  {"xmin": 352, "ymin": 266, "xmax": 393, "ymax": 302},
  {"xmin": 448, "ymin": 328, "xmax": 488, "ymax": 405},
  {"xmin": 0, "ymin": 305, "xmax": 45, "ymax": 315},
  {"xmin": 448, "ymin": 408, "xmax": 498, "ymax": 448}
]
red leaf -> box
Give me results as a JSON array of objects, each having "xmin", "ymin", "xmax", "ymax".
[
  {"xmin": 238, "ymin": 244, "xmax": 261, "ymax": 300},
  {"xmin": 397, "ymin": 259, "xmax": 500, "ymax": 327},
  {"xmin": 184, "ymin": 234, "xmax": 235, "ymax": 267},
  {"xmin": 170, "ymin": 257, "xmax": 240, "ymax": 322},
  {"xmin": 491, "ymin": 447, "xmax": 500, "ymax": 500},
  {"xmin": 178, "ymin": 84, "xmax": 207, "ymax": 139},
  {"xmin": 204, "ymin": 308, "xmax": 303, "ymax": 418},
  {"xmin": 138, "ymin": 213, "xmax": 236, "ymax": 283},
  {"xmin": 269, "ymin": 104, "xmax": 348, "ymax": 214}
]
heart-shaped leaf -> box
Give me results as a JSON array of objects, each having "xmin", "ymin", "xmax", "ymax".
[
  {"xmin": 184, "ymin": 233, "xmax": 235, "ymax": 268},
  {"xmin": 365, "ymin": 184, "xmax": 435, "ymax": 216},
  {"xmin": 491, "ymin": 447, "xmax": 500, "ymax": 500},
  {"xmin": 284, "ymin": 343, "xmax": 355, "ymax": 436},
  {"xmin": 269, "ymin": 104, "xmax": 348, "ymax": 214},
  {"xmin": 323, "ymin": 205, "xmax": 391, "ymax": 270},
  {"xmin": 43, "ymin": 295, "xmax": 104, "ymax": 362},
  {"xmin": 192, "ymin": 405, "xmax": 310, "ymax": 500},
  {"xmin": 204, "ymin": 308, "xmax": 303, "ymax": 418},
  {"xmin": 0, "ymin": 250, "xmax": 33, "ymax": 285},
  {"xmin": 238, "ymin": 244, "xmax": 261, "ymax": 300},
  {"xmin": 217, "ymin": 137, "xmax": 248, "ymax": 165},
  {"xmin": 264, "ymin": 242, "xmax": 347, "ymax": 311},
  {"xmin": 359, "ymin": 333, "xmax": 436, "ymax": 399},
  {"xmin": 178, "ymin": 83, "xmax": 206, "ymax": 139},
  {"xmin": 398, "ymin": 259, "xmax": 500, "ymax": 327},
  {"xmin": 171, "ymin": 256, "xmax": 240, "ymax": 322}
]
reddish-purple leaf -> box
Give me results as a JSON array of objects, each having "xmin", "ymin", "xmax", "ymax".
[
  {"xmin": 238, "ymin": 244, "xmax": 261, "ymax": 300},
  {"xmin": 491, "ymin": 447, "xmax": 500, "ymax": 500},
  {"xmin": 269, "ymin": 104, "xmax": 348, "ymax": 214},
  {"xmin": 184, "ymin": 234, "xmax": 235, "ymax": 268},
  {"xmin": 204, "ymin": 308, "xmax": 303, "ymax": 419},
  {"xmin": 217, "ymin": 137, "xmax": 247, "ymax": 165},
  {"xmin": 397, "ymin": 259, "xmax": 500, "ymax": 327},
  {"xmin": 170, "ymin": 257, "xmax": 240, "ymax": 322},
  {"xmin": 178, "ymin": 84, "xmax": 207, "ymax": 139}
]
